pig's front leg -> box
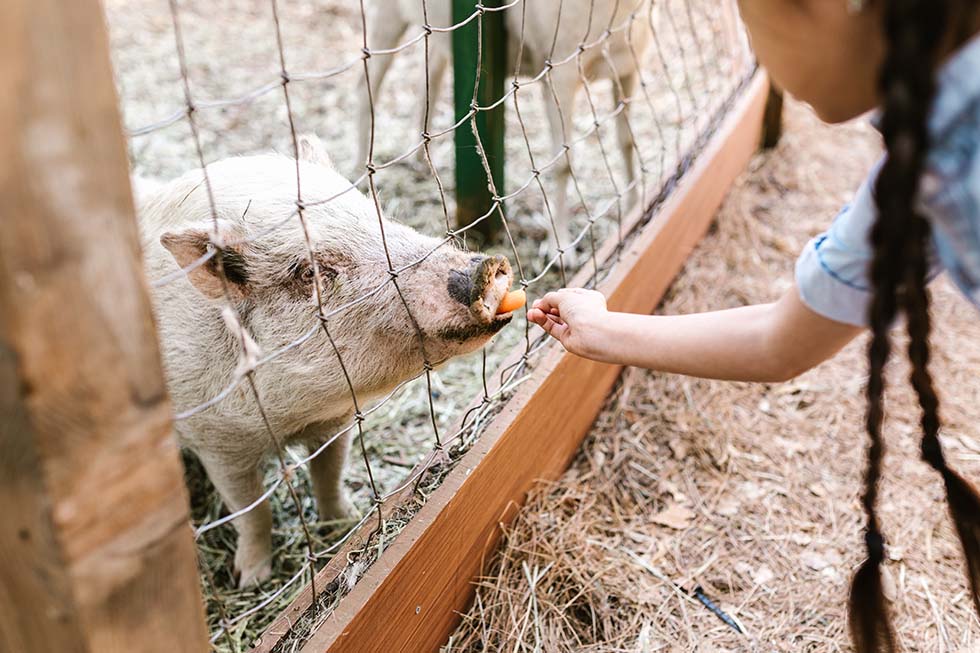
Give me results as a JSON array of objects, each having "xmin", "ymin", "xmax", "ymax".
[
  {"xmin": 297, "ymin": 421, "xmax": 357, "ymax": 523},
  {"xmin": 198, "ymin": 451, "xmax": 273, "ymax": 588}
]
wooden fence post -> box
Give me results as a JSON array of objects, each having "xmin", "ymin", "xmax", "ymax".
[
  {"xmin": 0, "ymin": 1, "xmax": 210, "ymax": 652},
  {"xmin": 761, "ymin": 84, "xmax": 784, "ymax": 150},
  {"xmin": 453, "ymin": 0, "xmax": 507, "ymax": 242}
]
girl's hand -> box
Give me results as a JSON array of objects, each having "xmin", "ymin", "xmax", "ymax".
[{"xmin": 527, "ymin": 288, "xmax": 608, "ymax": 357}]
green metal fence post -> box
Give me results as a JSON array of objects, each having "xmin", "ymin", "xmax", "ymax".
[{"xmin": 452, "ymin": 0, "xmax": 507, "ymax": 242}]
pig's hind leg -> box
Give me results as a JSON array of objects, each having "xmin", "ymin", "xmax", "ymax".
[
  {"xmin": 541, "ymin": 67, "xmax": 581, "ymax": 267},
  {"xmin": 613, "ymin": 71, "xmax": 640, "ymax": 213},
  {"xmin": 198, "ymin": 452, "xmax": 273, "ymax": 588},
  {"xmin": 298, "ymin": 422, "xmax": 358, "ymax": 524},
  {"xmin": 356, "ymin": 2, "xmax": 410, "ymax": 172}
]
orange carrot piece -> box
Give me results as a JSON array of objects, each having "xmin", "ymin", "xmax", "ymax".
[{"xmin": 496, "ymin": 289, "xmax": 526, "ymax": 314}]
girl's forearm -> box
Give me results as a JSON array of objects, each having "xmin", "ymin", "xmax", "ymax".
[
  {"xmin": 588, "ymin": 304, "xmax": 786, "ymax": 380},
  {"xmin": 584, "ymin": 289, "xmax": 862, "ymax": 382}
]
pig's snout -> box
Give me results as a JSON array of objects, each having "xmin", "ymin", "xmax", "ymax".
[{"xmin": 447, "ymin": 255, "xmax": 514, "ymax": 324}]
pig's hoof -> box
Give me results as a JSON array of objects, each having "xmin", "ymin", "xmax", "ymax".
[
  {"xmin": 320, "ymin": 493, "xmax": 359, "ymax": 523},
  {"xmin": 234, "ymin": 549, "xmax": 272, "ymax": 589}
]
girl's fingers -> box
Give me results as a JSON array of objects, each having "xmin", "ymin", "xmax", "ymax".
[
  {"xmin": 528, "ymin": 309, "xmax": 567, "ymax": 342},
  {"xmin": 542, "ymin": 316, "xmax": 567, "ymax": 341},
  {"xmin": 551, "ymin": 323, "xmax": 568, "ymax": 342},
  {"xmin": 538, "ymin": 314, "xmax": 557, "ymax": 336},
  {"xmin": 531, "ymin": 301, "xmax": 561, "ymax": 317},
  {"xmin": 536, "ymin": 291, "xmax": 566, "ymax": 313},
  {"xmin": 529, "ymin": 292, "xmax": 578, "ymax": 348},
  {"xmin": 529, "ymin": 306, "xmax": 565, "ymax": 324}
]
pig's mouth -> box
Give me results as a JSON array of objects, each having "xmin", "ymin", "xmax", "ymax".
[
  {"xmin": 434, "ymin": 314, "xmax": 513, "ymax": 344},
  {"xmin": 467, "ymin": 255, "xmax": 514, "ymax": 323},
  {"xmin": 438, "ymin": 254, "xmax": 515, "ymax": 343}
]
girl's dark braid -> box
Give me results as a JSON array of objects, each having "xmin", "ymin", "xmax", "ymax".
[
  {"xmin": 903, "ymin": 182, "xmax": 980, "ymax": 618},
  {"xmin": 853, "ymin": 0, "xmax": 980, "ymax": 650},
  {"xmin": 852, "ymin": 207, "xmax": 899, "ymax": 652}
]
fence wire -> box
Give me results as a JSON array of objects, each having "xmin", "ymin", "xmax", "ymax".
[{"xmin": 105, "ymin": 0, "xmax": 755, "ymax": 649}]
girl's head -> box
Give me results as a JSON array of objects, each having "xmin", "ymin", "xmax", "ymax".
[
  {"xmin": 742, "ymin": 0, "xmax": 980, "ymax": 650},
  {"xmin": 736, "ymin": 0, "xmax": 979, "ymax": 123},
  {"xmin": 737, "ymin": 0, "xmax": 884, "ymax": 122}
]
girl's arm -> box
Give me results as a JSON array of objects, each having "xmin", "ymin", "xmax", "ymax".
[{"xmin": 527, "ymin": 286, "xmax": 862, "ymax": 382}]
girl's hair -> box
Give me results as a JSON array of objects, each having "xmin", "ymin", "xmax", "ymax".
[{"xmin": 853, "ymin": 0, "xmax": 980, "ymax": 649}]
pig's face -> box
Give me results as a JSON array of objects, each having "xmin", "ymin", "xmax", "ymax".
[{"xmin": 151, "ymin": 137, "xmax": 516, "ymax": 410}]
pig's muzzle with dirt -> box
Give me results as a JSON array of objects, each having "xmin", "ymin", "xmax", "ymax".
[{"xmin": 139, "ymin": 135, "xmax": 516, "ymax": 587}]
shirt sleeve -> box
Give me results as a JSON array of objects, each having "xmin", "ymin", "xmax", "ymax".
[
  {"xmin": 795, "ymin": 163, "xmax": 881, "ymax": 327},
  {"xmin": 794, "ymin": 158, "xmax": 944, "ymax": 327}
]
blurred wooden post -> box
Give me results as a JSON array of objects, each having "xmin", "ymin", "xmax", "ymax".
[
  {"xmin": 761, "ymin": 84, "xmax": 784, "ymax": 149},
  {"xmin": 0, "ymin": 1, "xmax": 210, "ymax": 652},
  {"xmin": 452, "ymin": 0, "xmax": 507, "ymax": 241}
]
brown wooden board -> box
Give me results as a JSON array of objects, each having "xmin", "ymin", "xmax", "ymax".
[
  {"xmin": 251, "ymin": 70, "xmax": 770, "ymax": 653},
  {"xmin": 0, "ymin": 1, "xmax": 210, "ymax": 651}
]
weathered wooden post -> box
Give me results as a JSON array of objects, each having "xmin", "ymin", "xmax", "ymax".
[
  {"xmin": 0, "ymin": 1, "xmax": 210, "ymax": 652},
  {"xmin": 452, "ymin": 0, "xmax": 507, "ymax": 242},
  {"xmin": 761, "ymin": 84, "xmax": 784, "ymax": 149}
]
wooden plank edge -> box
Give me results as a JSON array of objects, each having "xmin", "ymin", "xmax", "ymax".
[{"xmin": 252, "ymin": 69, "xmax": 769, "ymax": 653}]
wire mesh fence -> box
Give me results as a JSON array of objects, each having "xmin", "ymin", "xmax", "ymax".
[{"xmin": 104, "ymin": 0, "xmax": 755, "ymax": 649}]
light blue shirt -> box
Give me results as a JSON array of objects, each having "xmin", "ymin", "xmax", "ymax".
[{"xmin": 796, "ymin": 33, "xmax": 980, "ymax": 327}]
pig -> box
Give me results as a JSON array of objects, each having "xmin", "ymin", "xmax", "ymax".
[
  {"xmin": 357, "ymin": 0, "xmax": 659, "ymax": 257},
  {"xmin": 139, "ymin": 135, "xmax": 517, "ymax": 587}
]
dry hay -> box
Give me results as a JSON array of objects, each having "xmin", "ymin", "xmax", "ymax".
[{"xmin": 444, "ymin": 100, "xmax": 980, "ymax": 652}]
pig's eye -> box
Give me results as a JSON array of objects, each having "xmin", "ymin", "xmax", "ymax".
[{"xmin": 294, "ymin": 261, "xmax": 337, "ymax": 288}]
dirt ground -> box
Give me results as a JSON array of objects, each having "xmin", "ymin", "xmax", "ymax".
[{"xmin": 444, "ymin": 100, "xmax": 980, "ymax": 652}]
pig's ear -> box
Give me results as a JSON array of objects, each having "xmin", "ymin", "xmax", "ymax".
[
  {"xmin": 297, "ymin": 134, "xmax": 334, "ymax": 169},
  {"xmin": 160, "ymin": 227, "xmax": 249, "ymax": 302}
]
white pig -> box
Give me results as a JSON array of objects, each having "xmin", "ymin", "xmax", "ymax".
[
  {"xmin": 139, "ymin": 135, "xmax": 517, "ymax": 586},
  {"xmin": 357, "ymin": 0, "xmax": 659, "ymax": 255}
]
